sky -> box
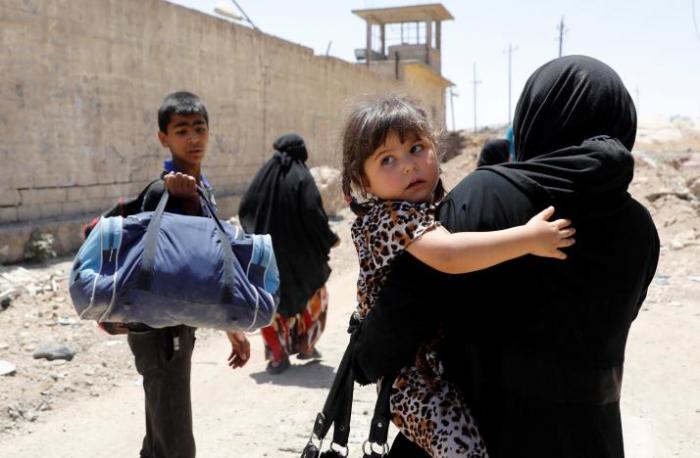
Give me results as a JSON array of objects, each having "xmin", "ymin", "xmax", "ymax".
[{"xmin": 167, "ymin": 0, "xmax": 700, "ymax": 131}]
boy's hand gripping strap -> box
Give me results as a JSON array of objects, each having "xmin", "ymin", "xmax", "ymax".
[{"xmin": 137, "ymin": 188, "xmax": 236, "ymax": 304}]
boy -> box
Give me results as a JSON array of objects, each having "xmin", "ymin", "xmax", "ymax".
[{"xmin": 127, "ymin": 91, "xmax": 250, "ymax": 458}]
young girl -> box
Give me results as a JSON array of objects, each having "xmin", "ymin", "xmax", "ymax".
[{"xmin": 341, "ymin": 95, "xmax": 575, "ymax": 457}]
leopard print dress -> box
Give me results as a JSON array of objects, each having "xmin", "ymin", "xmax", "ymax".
[{"xmin": 351, "ymin": 199, "xmax": 489, "ymax": 458}]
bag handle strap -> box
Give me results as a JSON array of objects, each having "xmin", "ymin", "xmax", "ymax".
[
  {"xmin": 362, "ymin": 376, "xmax": 393, "ymax": 457},
  {"xmin": 137, "ymin": 188, "xmax": 237, "ymax": 305},
  {"xmin": 302, "ymin": 332, "xmax": 357, "ymax": 456}
]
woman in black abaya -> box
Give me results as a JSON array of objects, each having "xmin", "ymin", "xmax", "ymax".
[
  {"xmin": 238, "ymin": 133, "xmax": 339, "ymax": 374},
  {"xmin": 354, "ymin": 56, "xmax": 660, "ymax": 457}
]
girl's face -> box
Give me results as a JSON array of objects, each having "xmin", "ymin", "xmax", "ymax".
[{"xmin": 362, "ymin": 130, "xmax": 439, "ymax": 203}]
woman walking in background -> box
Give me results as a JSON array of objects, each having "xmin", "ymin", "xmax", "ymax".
[{"xmin": 238, "ymin": 133, "xmax": 339, "ymax": 374}]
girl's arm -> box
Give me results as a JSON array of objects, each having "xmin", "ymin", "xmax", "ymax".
[{"xmin": 406, "ymin": 206, "xmax": 575, "ymax": 274}]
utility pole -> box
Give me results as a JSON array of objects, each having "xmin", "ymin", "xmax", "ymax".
[
  {"xmin": 635, "ymin": 85, "xmax": 640, "ymax": 115},
  {"xmin": 447, "ymin": 86, "xmax": 459, "ymax": 131},
  {"xmin": 557, "ymin": 16, "xmax": 568, "ymax": 57},
  {"xmin": 505, "ymin": 43, "xmax": 518, "ymax": 125},
  {"xmin": 471, "ymin": 62, "xmax": 482, "ymax": 133}
]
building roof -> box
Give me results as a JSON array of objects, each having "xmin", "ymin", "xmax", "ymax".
[{"xmin": 352, "ymin": 4, "xmax": 454, "ymax": 24}]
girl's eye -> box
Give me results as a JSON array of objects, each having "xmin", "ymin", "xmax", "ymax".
[
  {"xmin": 176, "ymin": 130, "xmax": 187, "ymax": 136},
  {"xmin": 410, "ymin": 143, "xmax": 424, "ymax": 154},
  {"xmin": 196, "ymin": 127, "xmax": 207, "ymax": 134},
  {"xmin": 380, "ymin": 156, "xmax": 395, "ymax": 166}
]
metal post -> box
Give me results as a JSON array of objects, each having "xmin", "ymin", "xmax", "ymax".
[
  {"xmin": 425, "ymin": 20, "xmax": 432, "ymax": 66},
  {"xmin": 366, "ymin": 21, "xmax": 372, "ymax": 66},
  {"xmin": 557, "ymin": 17, "xmax": 566, "ymax": 57},
  {"xmin": 448, "ymin": 87, "xmax": 459, "ymax": 131},
  {"xmin": 472, "ymin": 63, "xmax": 481, "ymax": 133},
  {"xmin": 505, "ymin": 43, "xmax": 518, "ymax": 124}
]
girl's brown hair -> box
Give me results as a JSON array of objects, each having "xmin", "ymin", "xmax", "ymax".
[{"xmin": 341, "ymin": 94, "xmax": 445, "ymax": 215}]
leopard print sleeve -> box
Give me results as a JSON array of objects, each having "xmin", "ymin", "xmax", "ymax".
[
  {"xmin": 364, "ymin": 200, "xmax": 440, "ymax": 270},
  {"xmin": 351, "ymin": 199, "xmax": 441, "ymax": 319}
]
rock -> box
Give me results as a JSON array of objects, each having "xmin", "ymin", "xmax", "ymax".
[
  {"xmin": 57, "ymin": 316, "xmax": 77, "ymax": 326},
  {"xmin": 0, "ymin": 360, "xmax": 16, "ymax": 376},
  {"xmin": 688, "ymin": 177, "xmax": 700, "ymax": 198},
  {"xmin": 309, "ymin": 166, "xmax": 344, "ymax": 217},
  {"xmin": 33, "ymin": 344, "xmax": 76, "ymax": 361},
  {"xmin": 7, "ymin": 405, "xmax": 22, "ymax": 421},
  {"xmin": 37, "ymin": 400, "xmax": 52, "ymax": 411}
]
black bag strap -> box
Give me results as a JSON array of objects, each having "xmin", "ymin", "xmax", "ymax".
[
  {"xmin": 302, "ymin": 332, "xmax": 357, "ymax": 456},
  {"xmin": 362, "ymin": 376, "xmax": 393, "ymax": 457},
  {"xmin": 137, "ymin": 188, "xmax": 237, "ymax": 305},
  {"xmin": 301, "ymin": 316, "xmax": 394, "ymax": 458}
]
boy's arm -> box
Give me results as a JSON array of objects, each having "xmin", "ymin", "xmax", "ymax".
[
  {"xmin": 163, "ymin": 172, "xmax": 201, "ymax": 215},
  {"xmin": 407, "ymin": 206, "xmax": 574, "ymax": 274},
  {"xmin": 225, "ymin": 331, "xmax": 250, "ymax": 369}
]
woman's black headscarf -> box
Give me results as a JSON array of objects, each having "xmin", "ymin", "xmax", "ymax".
[
  {"xmin": 238, "ymin": 133, "xmax": 338, "ymax": 316},
  {"xmin": 484, "ymin": 55, "xmax": 638, "ymax": 215},
  {"xmin": 513, "ymin": 55, "xmax": 636, "ymax": 161},
  {"xmin": 273, "ymin": 133, "xmax": 309, "ymax": 164}
]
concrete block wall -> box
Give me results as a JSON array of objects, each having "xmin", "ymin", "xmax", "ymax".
[{"xmin": 0, "ymin": 0, "xmax": 448, "ymax": 262}]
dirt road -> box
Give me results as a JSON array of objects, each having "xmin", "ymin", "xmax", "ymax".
[
  {"xmin": 2, "ymin": 131, "xmax": 700, "ymax": 457},
  {"xmin": 0, "ymin": 259, "xmax": 698, "ymax": 457}
]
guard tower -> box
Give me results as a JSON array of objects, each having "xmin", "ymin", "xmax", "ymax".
[
  {"xmin": 352, "ymin": 3, "xmax": 453, "ymax": 75},
  {"xmin": 351, "ymin": 4, "xmax": 454, "ymax": 128}
]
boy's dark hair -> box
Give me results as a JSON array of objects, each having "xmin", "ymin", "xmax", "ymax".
[
  {"xmin": 158, "ymin": 91, "xmax": 209, "ymax": 133},
  {"xmin": 341, "ymin": 94, "xmax": 445, "ymax": 215}
]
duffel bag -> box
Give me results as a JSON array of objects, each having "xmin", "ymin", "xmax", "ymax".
[{"xmin": 69, "ymin": 187, "xmax": 279, "ymax": 332}]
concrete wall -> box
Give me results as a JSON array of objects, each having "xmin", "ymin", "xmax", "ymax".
[{"xmin": 0, "ymin": 0, "xmax": 448, "ymax": 263}]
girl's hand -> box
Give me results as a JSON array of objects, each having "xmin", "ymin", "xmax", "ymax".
[{"xmin": 524, "ymin": 206, "xmax": 576, "ymax": 259}]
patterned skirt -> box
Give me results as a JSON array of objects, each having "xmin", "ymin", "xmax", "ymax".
[{"xmin": 261, "ymin": 286, "xmax": 328, "ymax": 363}]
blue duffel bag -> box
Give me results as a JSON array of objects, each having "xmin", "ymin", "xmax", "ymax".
[{"xmin": 69, "ymin": 188, "xmax": 279, "ymax": 332}]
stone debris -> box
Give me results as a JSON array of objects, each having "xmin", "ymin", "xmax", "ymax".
[
  {"xmin": 0, "ymin": 360, "xmax": 16, "ymax": 376},
  {"xmin": 0, "ymin": 266, "xmax": 67, "ymax": 299},
  {"xmin": 32, "ymin": 344, "xmax": 76, "ymax": 362}
]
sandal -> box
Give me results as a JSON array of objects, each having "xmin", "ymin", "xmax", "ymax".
[
  {"xmin": 266, "ymin": 356, "xmax": 290, "ymax": 375},
  {"xmin": 297, "ymin": 348, "xmax": 322, "ymax": 360}
]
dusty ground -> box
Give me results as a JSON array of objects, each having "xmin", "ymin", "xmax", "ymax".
[{"xmin": 0, "ymin": 119, "xmax": 699, "ymax": 457}]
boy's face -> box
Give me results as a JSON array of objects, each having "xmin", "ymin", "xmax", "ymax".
[{"xmin": 158, "ymin": 114, "xmax": 209, "ymax": 169}]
